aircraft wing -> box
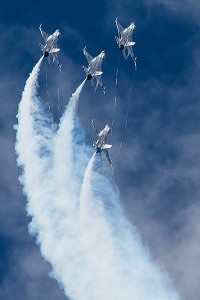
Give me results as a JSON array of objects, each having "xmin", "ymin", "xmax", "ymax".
[
  {"xmin": 115, "ymin": 17, "xmax": 124, "ymax": 36},
  {"xmin": 83, "ymin": 47, "xmax": 93, "ymax": 64},
  {"xmin": 104, "ymin": 149, "xmax": 112, "ymax": 166},
  {"xmin": 39, "ymin": 24, "xmax": 49, "ymax": 42}
]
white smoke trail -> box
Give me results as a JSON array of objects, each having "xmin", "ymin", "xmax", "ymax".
[
  {"xmin": 80, "ymin": 154, "xmax": 181, "ymax": 300},
  {"xmin": 54, "ymin": 79, "xmax": 86, "ymax": 192},
  {"xmin": 16, "ymin": 61, "xmax": 87, "ymax": 300},
  {"xmin": 16, "ymin": 58, "xmax": 180, "ymax": 300},
  {"xmin": 50, "ymin": 80, "xmax": 90, "ymax": 299},
  {"xmin": 15, "ymin": 57, "xmax": 61, "ymax": 274}
]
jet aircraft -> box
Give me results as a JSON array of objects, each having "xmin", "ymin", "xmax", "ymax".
[
  {"xmin": 39, "ymin": 24, "xmax": 62, "ymax": 71},
  {"xmin": 91, "ymin": 120, "xmax": 112, "ymax": 165},
  {"xmin": 115, "ymin": 17, "xmax": 136, "ymax": 62},
  {"xmin": 82, "ymin": 47, "xmax": 106, "ymax": 94}
]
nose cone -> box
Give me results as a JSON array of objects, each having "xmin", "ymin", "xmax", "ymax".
[
  {"xmin": 130, "ymin": 22, "xmax": 136, "ymax": 30},
  {"xmin": 56, "ymin": 30, "xmax": 61, "ymax": 38},
  {"xmin": 101, "ymin": 51, "xmax": 106, "ymax": 59},
  {"xmin": 119, "ymin": 44, "xmax": 124, "ymax": 50},
  {"xmin": 106, "ymin": 125, "xmax": 111, "ymax": 133}
]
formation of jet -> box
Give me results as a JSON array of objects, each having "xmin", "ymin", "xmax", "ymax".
[
  {"xmin": 91, "ymin": 120, "xmax": 112, "ymax": 166},
  {"xmin": 82, "ymin": 47, "xmax": 106, "ymax": 94},
  {"xmin": 39, "ymin": 24, "xmax": 62, "ymax": 71},
  {"xmin": 115, "ymin": 17, "xmax": 136, "ymax": 62},
  {"xmin": 37, "ymin": 17, "xmax": 137, "ymax": 168}
]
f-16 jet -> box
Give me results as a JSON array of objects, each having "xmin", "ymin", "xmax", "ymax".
[
  {"xmin": 115, "ymin": 17, "xmax": 136, "ymax": 62},
  {"xmin": 39, "ymin": 24, "xmax": 62, "ymax": 71},
  {"xmin": 91, "ymin": 120, "xmax": 112, "ymax": 165},
  {"xmin": 82, "ymin": 47, "xmax": 106, "ymax": 94}
]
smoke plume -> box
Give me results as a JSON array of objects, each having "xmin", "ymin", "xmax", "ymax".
[{"xmin": 16, "ymin": 60, "xmax": 180, "ymax": 300}]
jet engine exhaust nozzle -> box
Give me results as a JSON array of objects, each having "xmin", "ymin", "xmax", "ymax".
[
  {"xmin": 86, "ymin": 74, "xmax": 92, "ymax": 80},
  {"xmin": 44, "ymin": 51, "xmax": 49, "ymax": 57},
  {"xmin": 96, "ymin": 147, "xmax": 101, "ymax": 154}
]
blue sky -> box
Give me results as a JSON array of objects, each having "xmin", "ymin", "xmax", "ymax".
[{"xmin": 0, "ymin": 0, "xmax": 200, "ymax": 299}]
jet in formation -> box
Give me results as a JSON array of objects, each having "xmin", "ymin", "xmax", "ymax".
[
  {"xmin": 39, "ymin": 24, "xmax": 62, "ymax": 71},
  {"xmin": 91, "ymin": 120, "xmax": 112, "ymax": 166},
  {"xmin": 82, "ymin": 47, "xmax": 106, "ymax": 94},
  {"xmin": 115, "ymin": 17, "xmax": 136, "ymax": 62}
]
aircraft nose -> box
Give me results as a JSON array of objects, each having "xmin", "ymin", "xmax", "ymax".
[
  {"xmin": 107, "ymin": 126, "xmax": 111, "ymax": 133},
  {"xmin": 56, "ymin": 30, "xmax": 61, "ymax": 37},
  {"xmin": 131, "ymin": 22, "xmax": 136, "ymax": 29}
]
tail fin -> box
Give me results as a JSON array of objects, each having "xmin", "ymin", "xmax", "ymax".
[
  {"xmin": 58, "ymin": 63, "xmax": 62, "ymax": 72},
  {"xmin": 101, "ymin": 85, "xmax": 106, "ymax": 94},
  {"xmin": 115, "ymin": 36, "xmax": 120, "ymax": 45}
]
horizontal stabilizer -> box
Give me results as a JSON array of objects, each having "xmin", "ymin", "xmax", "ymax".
[
  {"xmin": 93, "ymin": 71, "xmax": 103, "ymax": 76},
  {"xmin": 125, "ymin": 41, "xmax": 136, "ymax": 47},
  {"xmin": 49, "ymin": 47, "xmax": 60, "ymax": 54},
  {"xmin": 39, "ymin": 43, "xmax": 45, "ymax": 51},
  {"xmin": 102, "ymin": 144, "xmax": 112, "ymax": 150}
]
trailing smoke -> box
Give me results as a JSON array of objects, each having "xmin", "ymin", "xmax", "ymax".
[
  {"xmin": 16, "ymin": 60, "xmax": 180, "ymax": 300},
  {"xmin": 15, "ymin": 60, "xmax": 87, "ymax": 299},
  {"xmin": 79, "ymin": 154, "xmax": 180, "ymax": 300}
]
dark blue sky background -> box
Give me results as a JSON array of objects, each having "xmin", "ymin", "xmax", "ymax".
[{"xmin": 1, "ymin": 1, "xmax": 200, "ymax": 299}]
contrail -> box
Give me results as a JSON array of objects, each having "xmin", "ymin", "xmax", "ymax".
[
  {"xmin": 15, "ymin": 61, "xmax": 87, "ymax": 300},
  {"xmin": 50, "ymin": 79, "xmax": 90, "ymax": 299},
  {"xmin": 80, "ymin": 154, "xmax": 181, "ymax": 300},
  {"xmin": 16, "ymin": 58, "xmax": 180, "ymax": 300},
  {"xmin": 53, "ymin": 79, "xmax": 86, "ymax": 192}
]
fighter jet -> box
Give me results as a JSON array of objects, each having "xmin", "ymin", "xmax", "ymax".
[
  {"xmin": 82, "ymin": 47, "xmax": 106, "ymax": 94},
  {"xmin": 91, "ymin": 120, "xmax": 112, "ymax": 165},
  {"xmin": 39, "ymin": 24, "xmax": 62, "ymax": 71},
  {"xmin": 115, "ymin": 17, "xmax": 136, "ymax": 62}
]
